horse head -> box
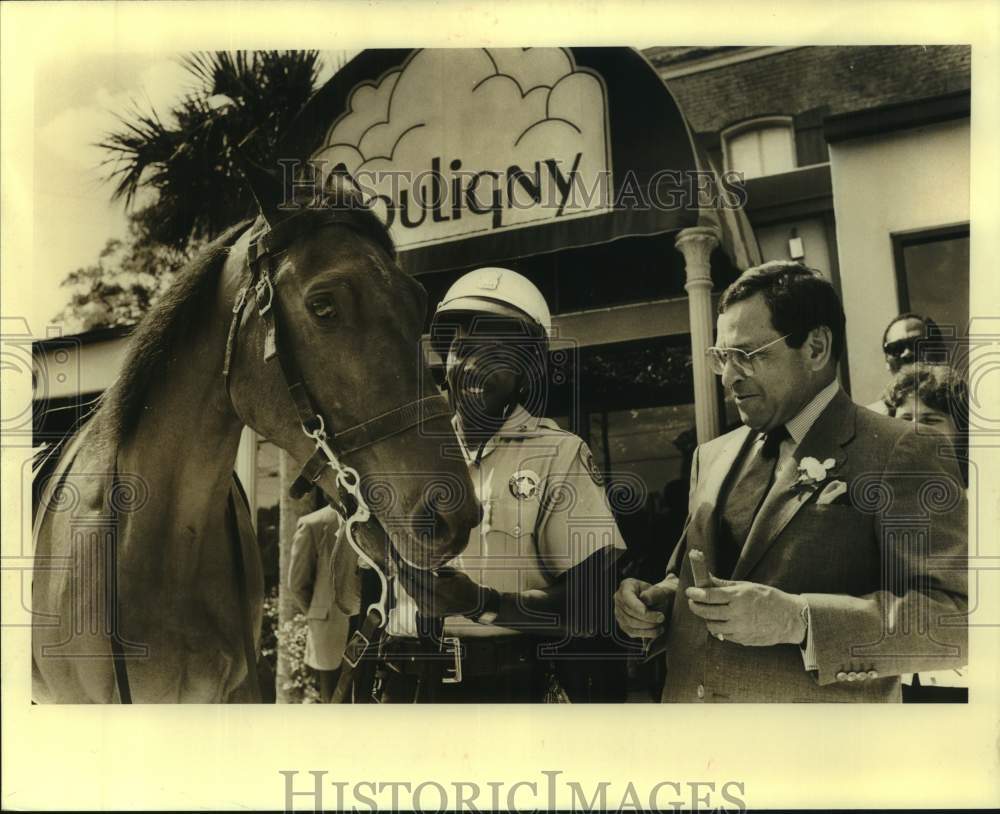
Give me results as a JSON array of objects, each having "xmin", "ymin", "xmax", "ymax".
[{"xmin": 223, "ymin": 161, "xmax": 479, "ymax": 571}]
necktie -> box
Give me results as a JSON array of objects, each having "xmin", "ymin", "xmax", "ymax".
[{"xmin": 715, "ymin": 426, "xmax": 789, "ymax": 579}]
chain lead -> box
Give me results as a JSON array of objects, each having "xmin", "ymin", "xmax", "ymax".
[{"xmin": 300, "ymin": 415, "xmax": 388, "ymax": 630}]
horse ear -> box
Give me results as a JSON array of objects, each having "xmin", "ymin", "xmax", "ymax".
[{"xmin": 235, "ymin": 149, "xmax": 284, "ymax": 224}]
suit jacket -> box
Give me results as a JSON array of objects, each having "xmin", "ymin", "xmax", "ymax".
[
  {"xmin": 288, "ymin": 506, "xmax": 361, "ymax": 670},
  {"xmin": 661, "ymin": 389, "xmax": 967, "ymax": 702}
]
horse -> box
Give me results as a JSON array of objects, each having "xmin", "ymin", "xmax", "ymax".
[{"xmin": 31, "ymin": 169, "xmax": 480, "ymax": 703}]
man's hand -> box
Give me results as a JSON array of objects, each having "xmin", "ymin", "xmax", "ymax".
[
  {"xmin": 614, "ymin": 576, "xmax": 677, "ymax": 639},
  {"xmin": 685, "ymin": 574, "xmax": 807, "ymax": 647},
  {"xmin": 396, "ymin": 563, "xmax": 488, "ymax": 619}
]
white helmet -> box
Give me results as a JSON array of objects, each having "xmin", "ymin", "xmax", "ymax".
[{"xmin": 432, "ymin": 267, "xmax": 552, "ymax": 339}]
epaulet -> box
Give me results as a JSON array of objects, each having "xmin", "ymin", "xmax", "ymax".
[{"xmin": 505, "ymin": 417, "xmax": 575, "ymax": 439}]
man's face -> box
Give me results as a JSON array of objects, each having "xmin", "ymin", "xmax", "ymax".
[
  {"xmin": 444, "ymin": 319, "xmax": 526, "ymax": 425},
  {"xmin": 715, "ymin": 294, "xmax": 814, "ymax": 432},
  {"xmin": 884, "ymin": 317, "xmax": 925, "ymax": 374}
]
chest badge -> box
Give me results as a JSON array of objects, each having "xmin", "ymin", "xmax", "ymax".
[{"xmin": 509, "ymin": 469, "xmax": 540, "ymax": 500}]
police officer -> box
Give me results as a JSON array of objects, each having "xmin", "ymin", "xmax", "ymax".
[{"xmin": 372, "ymin": 268, "xmax": 629, "ymax": 703}]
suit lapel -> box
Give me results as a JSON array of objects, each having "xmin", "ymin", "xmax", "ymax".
[
  {"xmin": 733, "ymin": 389, "xmax": 857, "ymax": 580},
  {"xmin": 692, "ymin": 426, "xmax": 754, "ymax": 574}
]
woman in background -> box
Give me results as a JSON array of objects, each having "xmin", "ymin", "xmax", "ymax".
[
  {"xmin": 883, "ymin": 363, "xmax": 968, "ymax": 485},
  {"xmin": 883, "ymin": 363, "xmax": 969, "ymax": 702}
]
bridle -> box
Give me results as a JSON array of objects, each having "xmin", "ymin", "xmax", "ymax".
[
  {"xmin": 107, "ymin": 208, "xmax": 449, "ymax": 704},
  {"xmin": 221, "ymin": 211, "xmax": 450, "ymax": 626}
]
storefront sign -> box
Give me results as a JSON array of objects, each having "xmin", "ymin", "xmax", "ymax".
[
  {"xmin": 280, "ymin": 47, "xmax": 703, "ymax": 273},
  {"xmin": 312, "ymin": 49, "xmax": 612, "ymax": 250}
]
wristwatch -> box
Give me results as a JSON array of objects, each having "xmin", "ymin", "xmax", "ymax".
[{"xmin": 469, "ymin": 586, "xmax": 502, "ymax": 625}]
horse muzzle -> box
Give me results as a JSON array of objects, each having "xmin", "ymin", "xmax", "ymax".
[{"xmin": 396, "ymin": 490, "xmax": 480, "ymax": 569}]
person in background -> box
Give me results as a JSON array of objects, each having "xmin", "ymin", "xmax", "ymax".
[
  {"xmin": 614, "ymin": 261, "xmax": 967, "ymax": 702},
  {"xmin": 882, "ymin": 362, "xmax": 970, "ymax": 702},
  {"xmin": 883, "ymin": 362, "xmax": 969, "ymax": 485},
  {"xmin": 288, "ymin": 505, "xmax": 361, "ymax": 702},
  {"xmin": 866, "ymin": 313, "xmax": 945, "ymax": 414}
]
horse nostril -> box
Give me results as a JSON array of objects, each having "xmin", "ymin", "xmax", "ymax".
[{"xmin": 409, "ymin": 503, "xmax": 475, "ymax": 565}]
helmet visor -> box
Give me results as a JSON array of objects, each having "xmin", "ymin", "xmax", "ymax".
[{"xmin": 429, "ymin": 302, "xmax": 541, "ymax": 361}]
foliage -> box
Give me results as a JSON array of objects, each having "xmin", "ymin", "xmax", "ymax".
[
  {"xmin": 260, "ymin": 586, "xmax": 280, "ymax": 670},
  {"xmin": 54, "ymin": 221, "xmax": 194, "ymax": 332},
  {"xmin": 56, "ymin": 50, "xmax": 324, "ymax": 330},
  {"xmin": 553, "ymin": 339, "xmax": 695, "ymax": 413},
  {"xmin": 260, "ymin": 585, "xmax": 320, "ymax": 704},
  {"xmin": 99, "ymin": 50, "xmax": 322, "ymax": 250}
]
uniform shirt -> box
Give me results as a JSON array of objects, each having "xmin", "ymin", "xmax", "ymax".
[{"xmin": 388, "ymin": 405, "xmax": 627, "ymax": 638}]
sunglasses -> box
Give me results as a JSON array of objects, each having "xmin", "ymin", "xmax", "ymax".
[{"xmin": 883, "ymin": 337, "xmax": 919, "ymax": 358}]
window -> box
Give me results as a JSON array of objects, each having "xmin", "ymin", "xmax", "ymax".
[
  {"xmin": 723, "ymin": 118, "xmax": 797, "ymax": 180},
  {"xmin": 892, "ymin": 224, "xmax": 970, "ymax": 341}
]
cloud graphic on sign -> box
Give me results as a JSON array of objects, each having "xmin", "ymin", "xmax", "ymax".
[{"xmin": 314, "ymin": 47, "xmax": 610, "ymax": 199}]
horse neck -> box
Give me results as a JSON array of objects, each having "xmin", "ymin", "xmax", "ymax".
[{"xmin": 116, "ymin": 303, "xmax": 244, "ymax": 532}]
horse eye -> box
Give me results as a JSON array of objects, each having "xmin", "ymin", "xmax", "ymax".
[{"xmin": 308, "ymin": 295, "xmax": 337, "ymax": 320}]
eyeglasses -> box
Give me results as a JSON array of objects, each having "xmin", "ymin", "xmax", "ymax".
[
  {"xmin": 883, "ymin": 337, "xmax": 919, "ymax": 359},
  {"xmin": 706, "ymin": 334, "xmax": 791, "ymax": 377}
]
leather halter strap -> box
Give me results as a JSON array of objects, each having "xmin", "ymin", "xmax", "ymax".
[
  {"xmin": 221, "ymin": 213, "xmax": 443, "ymax": 698},
  {"xmin": 289, "ymin": 394, "xmax": 452, "ymax": 500},
  {"xmin": 221, "ymin": 216, "xmax": 451, "ymax": 501}
]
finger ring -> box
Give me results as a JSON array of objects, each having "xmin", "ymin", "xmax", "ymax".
[{"xmin": 716, "ymin": 633, "xmax": 725, "ymax": 642}]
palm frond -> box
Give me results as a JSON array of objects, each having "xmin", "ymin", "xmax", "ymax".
[{"xmin": 100, "ymin": 49, "xmax": 324, "ymax": 248}]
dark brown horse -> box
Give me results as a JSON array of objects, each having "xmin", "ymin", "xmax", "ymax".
[{"xmin": 32, "ymin": 174, "xmax": 479, "ymax": 703}]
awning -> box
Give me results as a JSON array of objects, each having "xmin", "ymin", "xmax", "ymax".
[{"xmin": 279, "ymin": 47, "xmax": 758, "ymax": 274}]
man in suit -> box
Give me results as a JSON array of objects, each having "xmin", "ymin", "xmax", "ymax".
[
  {"xmin": 288, "ymin": 506, "xmax": 361, "ymax": 702},
  {"xmin": 614, "ymin": 261, "xmax": 967, "ymax": 702}
]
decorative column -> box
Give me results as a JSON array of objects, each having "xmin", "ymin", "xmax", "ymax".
[{"xmin": 675, "ymin": 226, "xmax": 722, "ymax": 444}]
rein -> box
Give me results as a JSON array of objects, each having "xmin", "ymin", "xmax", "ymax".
[
  {"xmin": 220, "ymin": 214, "xmax": 443, "ymax": 699},
  {"xmin": 107, "ymin": 212, "xmax": 443, "ymax": 704},
  {"xmin": 222, "ymin": 216, "xmax": 450, "ymax": 505}
]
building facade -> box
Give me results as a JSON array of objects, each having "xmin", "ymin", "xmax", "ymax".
[{"xmin": 32, "ymin": 45, "xmax": 971, "ymax": 589}]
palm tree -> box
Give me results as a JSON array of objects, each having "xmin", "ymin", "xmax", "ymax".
[
  {"xmin": 99, "ymin": 50, "xmax": 322, "ymax": 250},
  {"xmin": 95, "ymin": 51, "xmax": 328, "ymax": 704}
]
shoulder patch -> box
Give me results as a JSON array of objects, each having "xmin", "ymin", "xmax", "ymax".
[{"xmin": 578, "ymin": 444, "xmax": 603, "ymax": 486}]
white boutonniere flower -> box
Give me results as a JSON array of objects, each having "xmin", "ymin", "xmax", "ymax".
[{"xmin": 794, "ymin": 456, "xmax": 837, "ymax": 492}]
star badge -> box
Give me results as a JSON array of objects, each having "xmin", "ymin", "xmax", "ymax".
[{"xmin": 508, "ymin": 469, "xmax": 540, "ymax": 500}]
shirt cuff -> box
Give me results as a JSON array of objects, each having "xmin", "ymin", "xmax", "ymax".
[{"xmin": 799, "ymin": 600, "xmax": 818, "ymax": 671}]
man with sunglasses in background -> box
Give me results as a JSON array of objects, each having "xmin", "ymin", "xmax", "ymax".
[
  {"xmin": 372, "ymin": 267, "xmax": 629, "ymax": 703},
  {"xmin": 614, "ymin": 261, "xmax": 967, "ymax": 702},
  {"xmin": 866, "ymin": 313, "xmax": 946, "ymax": 414}
]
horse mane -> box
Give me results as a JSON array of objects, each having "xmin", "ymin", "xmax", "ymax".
[
  {"xmin": 93, "ymin": 184, "xmax": 397, "ymax": 449},
  {"xmin": 94, "ymin": 220, "xmax": 251, "ymax": 447}
]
